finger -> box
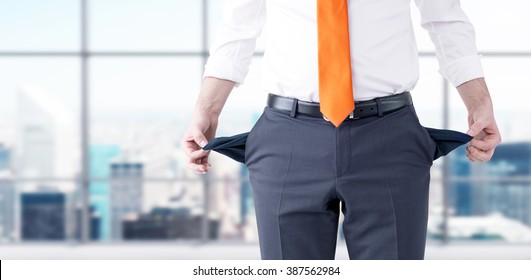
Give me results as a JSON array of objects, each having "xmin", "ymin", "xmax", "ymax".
[
  {"xmin": 190, "ymin": 149, "xmax": 209, "ymax": 161},
  {"xmin": 188, "ymin": 163, "xmax": 207, "ymax": 173},
  {"xmin": 465, "ymin": 147, "xmax": 481, "ymax": 162},
  {"xmin": 182, "ymin": 143, "xmax": 200, "ymax": 158},
  {"xmin": 188, "ymin": 162, "xmax": 208, "ymax": 174},
  {"xmin": 470, "ymin": 136, "xmax": 499, "ymax": 151},
  {"xmin": 201, "ymin": 157, "xmax": 212, "ymax": 167},
  {"xmin": 468, "ymin": 144, "xmax": 495, "ymax": 160},
  {"xmin": 191, "ymin": 150, "xmax": 210, "ymax": 163},
  {"xmin": 466, "ymin": 153, "xmax": 478, "ymax": 163},
  {"xmin": 192, "ymin": 130, "xmax": 209, "ymax": 148},
  {"xmin": 469, "ymin": 147, "xmax": 489, "ymax": 162},
  {"xmin": 193, "ymin": 155, "xmax": 211, "ymax": 166},
  {"xmin": 201, "ymin": 157, "xmax": 212, "ymax": 171},
  {"xmin": 467, "ymin": 146, "xmax": 492, "ymax": 162},
  {"xmin": 181, "ymin": 136, "xmax": 201, "ymax": 157},
  {"xmin": 467, "ymin": 121, "xmax": 486, "ymax": 137}
]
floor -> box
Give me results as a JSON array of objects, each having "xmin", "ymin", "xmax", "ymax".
[{"xmin": 1, "ymin": 242, "xmax": 530, "ymax": 260}]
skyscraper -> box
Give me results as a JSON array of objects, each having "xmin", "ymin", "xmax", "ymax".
[
  {"xmin": 90, "ymin": 145, "xmax": 121, "ymax": 240},
  {"xmin": 110, "ymin": 161, "xmax": 143, "ymax": 240},
  {"xmin": 15, "ymin": 87, "xmax": 77, "ymax": 241},
  {"xmin": 75, "ymin": 206, "xmax": 101, "ymax": 241},
  {"xmin": 16, "ymin": 86, "xmax": 77, "ymax": 181},
  {"xmin": 0, "ymin": 143, "xmax": 10, "ymax": 171},
  {"xmin": 0, "ymin": 173, "xmax": 15, "ymax": 241},
  {"xmin": 21, "ymin": 192, "xmax": 65, "ymax": 240},
  {"xmin": 0, "ymin": 148, "xmax": 12, "ymax": 241},
  {"xmin": 240, "ymin": 165, "xmax": 253, "ymax": 225}
]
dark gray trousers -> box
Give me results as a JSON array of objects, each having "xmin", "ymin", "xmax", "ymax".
[{"xmin": 244, "ymin": 104, "xmax": 436, "ymax": 260}]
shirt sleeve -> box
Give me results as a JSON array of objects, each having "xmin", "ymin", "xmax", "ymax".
[
  {"xmin": 203, "ymin": 0, "xmax": 266, "ymax": 86},
  {"xmin": 414, "ymin": 0, "xmax": 484, "ymax": 87}
]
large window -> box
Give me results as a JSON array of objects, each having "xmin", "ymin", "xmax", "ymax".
[{"xmin": 0, "ymin": 0, "xmax": 530, "ymax": 245}]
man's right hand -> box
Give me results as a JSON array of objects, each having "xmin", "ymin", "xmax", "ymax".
[
  {"xmin": 181, "ymin": 110, "xmax": 218, "ymax": 174},
  {"xmin": 180, "ymin": 77, "xmax": 235, "ymax": 174}
]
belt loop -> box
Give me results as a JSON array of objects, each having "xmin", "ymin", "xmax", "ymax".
[
  {"xmin": 375, "ymin": 98, "xmax": 384, "ymax": 117},
  {"xmin": 290, "ymin": 98, "xmax": 298, "ymax": 118}
]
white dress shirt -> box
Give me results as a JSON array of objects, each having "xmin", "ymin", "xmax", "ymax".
[{"xmin": 204, "ymin": 0, "xmax": 484, "ymax": 102}]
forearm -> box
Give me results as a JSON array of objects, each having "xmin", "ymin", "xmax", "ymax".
[
  {"xmin": 456, "ymin": 77, "xmax": 492, "ymax": 112},
  {"xmin": 194, "ymin": 77, "xmax": 235, "ymax": 117}
]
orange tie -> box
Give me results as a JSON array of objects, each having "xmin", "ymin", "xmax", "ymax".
[{"xmin": 317, "ymin": 0, "xmax": 354, "ymax": 127}]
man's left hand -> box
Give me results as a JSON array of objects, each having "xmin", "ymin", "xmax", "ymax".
[{"xmin": 457, "ymin": 78, "xmax": 502, "ymax": 163}]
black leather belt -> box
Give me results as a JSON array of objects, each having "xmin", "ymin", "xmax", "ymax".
[{"xmin": 267, "ymin": 92, "xmax": 413, "ymax": 121}]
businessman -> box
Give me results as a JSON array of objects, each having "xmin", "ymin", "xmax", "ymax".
[{"xmin": 181, "ymin": 0, "xmax": 501, "ymax": 259}]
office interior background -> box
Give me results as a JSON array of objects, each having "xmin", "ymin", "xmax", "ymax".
[{"xmin": 0, "ymin": 0, "xmax": 530, "ymax": 259}]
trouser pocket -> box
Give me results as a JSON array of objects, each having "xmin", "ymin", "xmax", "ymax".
[{"xmin": 423, "ymin": 127, "xmax": 473, "ymax": 160}]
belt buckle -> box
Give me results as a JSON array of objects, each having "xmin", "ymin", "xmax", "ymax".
[
  {"xmin": 349, "ymin": 110, "xmax": 360, "ymax": 120},
  {"xmin": 323, "ymin": 111, "xmax": 359, "ymax": 122}
]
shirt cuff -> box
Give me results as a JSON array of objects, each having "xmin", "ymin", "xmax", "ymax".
[
  {"xmin": 439, "ymin": 55, "xmax": 485, "ymax": 87},
  {"xmin": 203, "ymin": 56, "xmax": 248, "ymax": 86}
]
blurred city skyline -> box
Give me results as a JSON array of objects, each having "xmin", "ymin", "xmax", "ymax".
[{"xmin": 1, "ymin": 0, "xmax": 531, "ymax": 251}]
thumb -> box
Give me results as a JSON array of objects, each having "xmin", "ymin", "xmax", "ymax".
[
  {"xmin": 467, "ymin": 121, "xmax": 485, "ymax": 137},
  {"xmin": 192, "ymin": 130, "xmax": 209, "ymax": 148}
]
